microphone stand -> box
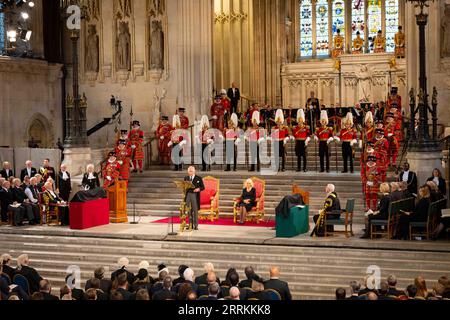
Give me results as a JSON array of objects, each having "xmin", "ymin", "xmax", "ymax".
[
  {"xmin": 168, "ymin": 211, "xmax": 178, "ymax": 236},
  {"xmin": 130, "ymin": 203, "xmax": 139, "ymax": 224}
]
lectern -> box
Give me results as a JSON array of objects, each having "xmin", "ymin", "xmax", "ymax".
[{"xmin": 108, "ymin": 180, "xmax": 128, "ymax": 223}]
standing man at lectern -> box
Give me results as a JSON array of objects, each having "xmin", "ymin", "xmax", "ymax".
[{"xmin": 184, "ymin": 166, "xmax": 205, "ymax": 230}]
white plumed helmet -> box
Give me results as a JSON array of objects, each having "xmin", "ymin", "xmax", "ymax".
[
  {"xmin": 275, "ymin": 109, "xmax": 284, "ymax": 124},
  {"xmin": 297, "ymin": 109, "xmax": 305, "ymax": 123},
  {"xmin": 365, "ymin": 111, "xmax": 374, "ymax": 125},
  {"xmin": 230, "ymin": 113, "xmax": 238, "ymax": 127},
  {"xmin": 345, "ymin": 112, "xmax": 354, "ymax": 126},
  {"xmin": 172, "ymin": 114, "xmax": 181, "ymax": 128},
  {"xmin": 320, "ymin": 110, "xmax": 328, "ymax": 124},
  {"xmin": 252, "ymin": 111, "xmax": 260, "ymax": 125},
  {"xmin": 201, "ymin": 115, "xmax": 209, "ymax": 129}
]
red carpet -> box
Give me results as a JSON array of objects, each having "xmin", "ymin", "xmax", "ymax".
[{"xmin": 152, "ymin": 217, "xmax": 275, "ymax": 228}]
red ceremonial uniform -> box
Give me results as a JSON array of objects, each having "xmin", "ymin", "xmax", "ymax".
[
  {"xmin": 128, "ymin": 128, "xmax": 145, "ymax": 171},
  {"xmin": 315, "ymin": 126, "xmax": 333, "ymax": 140},
  {"xmin": 156, "ymin": 123, "xmax": 173, "ymax": 165},
  {"xmin": 293, "ymin": 125, "xmax": 310, "ymax": 140},
  {"xmin": 373, "ymin": 137, "xmax": 389, "ymax": 182},
  {"xmin": 115, "ymin": 145, "xmax": 132, "ymax": 181},
  {"xmin": 387, "ymin": 95, "xmax": 402, "ymax": 112},
  {"xmin": 363, "ymin": 164, "xmax": 381, "ymax": 211},
  {"xmin": 271, "ymin": 125, "xmax": 290, "ymax": 141},
  {"xmin": 102, "ymin": 160, "xmax": 121, "ymax": 189},
  {"xmin": 363, "ymin": 126, "xmax": 375, "ymax": 143},
  {"xmin": 385, "ymin": 122, "xmax": 399, "ymax": 167},
  {"xmin": 221, "ymin": 98, "xmax": 231, "ymax": 114},
  {"xmin": 339, "ymin": 127, "xmax": 357, "ymax": 141},
  {"xmin": 180, "ymin": 115, "xmax": 190, "ymax": 130},
  {"xmin": 211, "ymin": 103, "xmax": 226, "ymax": 131}
]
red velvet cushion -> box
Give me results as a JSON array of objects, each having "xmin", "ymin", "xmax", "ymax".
[
  {"xmin": 253, "ymin": 181, "xmax": 263, "ymax": 198},
  {"xmin": 200, "ymin": 189, "xmax": 214, "ymax": 206}
]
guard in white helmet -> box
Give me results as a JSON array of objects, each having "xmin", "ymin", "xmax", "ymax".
[
  {"xmin": 198, "ymin": 115, "xmax": 213, "ymax": 171},
  {"xmin": 225, "ymin": 113, "xmax": 240, "ymax": 171},
  {"xmin": 314, "ymin": 111, "xmax": 334, "ymax": 173},
  {"xmin": 270, "ymin": 109, "xmax": 290, "ymax": 172},
  {"xmin": 335, "ymin": 113, "xmax": 358, "ymax": 173},
  {"xmin": 293, "ymin": 109, "xmax": 311, "ymax": 172},
  {"xmin": 247, "ymin": 111, "xmax": 264, "ymax": 172}
]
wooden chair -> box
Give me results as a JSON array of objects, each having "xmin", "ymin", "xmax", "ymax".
[
  {"xmin": 233, "ymin": 177, "xmax": 266, "ymax": 223},
  {"xmin": 292, "ymin": 184, "xmax": 310, "ymax": 205},
  {"xmin": 262, "ymin": 288, "xmax": 282, "ymax": 300},
  {"xmin": 410, "ymin": 198, "xmax": 447, "ymax": 240},
  {"xmin": 324, "ymin": 199, "xmax": 355, "ymax": 238},
  {"xmin": 0, "ymin": 273, "xmax": 11, "ymax": 285},
  {"xmin": 198, "ymin": 176, "xmax": 220, "ymax": 222},
  {"xmin": 371, "ymin": 197, "xmax": 415, "ymax": 239},
  {"xmin": 12, "ymin": 274, "xmax": 30, "ymax": 295}
]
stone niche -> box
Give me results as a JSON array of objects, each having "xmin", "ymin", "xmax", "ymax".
[{"xmin": 282, "ymin": 53, "xmax": 406, "ymax": 108}]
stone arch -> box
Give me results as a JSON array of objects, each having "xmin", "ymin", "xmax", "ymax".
[{"xmin": 24, "ymin": 113, "xmax": 55, "ymax": 148}]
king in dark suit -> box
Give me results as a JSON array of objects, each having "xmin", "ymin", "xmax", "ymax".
[
  {"xmin": 184, "ymin": 166, "xmax": 205, "ymax": 230},
  {"xmin": 227, "ymin": 83, "xmax": 241, "ymax": 114}
]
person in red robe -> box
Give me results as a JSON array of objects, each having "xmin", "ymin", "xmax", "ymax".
[
  {"xmin": 115, "ymin": 139, "xmax": 132, "ymax": 184},
  {"xmin": 373, "ymin": 128, "xmax": 389, "ymax": 182},
  {"xmin": 102, "ymin": 152, "xmax": 121, "ymax": 189},
  {"xmin": 156, "ymin": 116, "xmax": 173, "ymax": 166},
  {"xmin": 211, "ymin": 95, "xmax": 225, "ymax": 131},
  {"xmin": 387, "ymin": 87, "xmax": 402, "ymax": 113},
  {"xmin": 220, "ymin": 89, "xmax": 231, "ymax": 126},
  {"xmin": 385, "ymin": 112, "xmax": 399, "ymax": 168},
  {"xmin": 128, "ymin": 121, "xmax": 145, "ymax": 173},
  {"xmin": 177, "ymin": 108, "xmax": 190, "ymax": 130},
  {"xmin": 293, "ymin": 109, "xmax": 311, "ymax": 172}
]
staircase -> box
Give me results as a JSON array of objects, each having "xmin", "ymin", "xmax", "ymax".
[{"xmin": 1, "ymin": 233, "xmax": 448, "ymax": 300}]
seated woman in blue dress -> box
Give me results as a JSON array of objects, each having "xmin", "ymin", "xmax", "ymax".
[{"xmin": 237, "ymin": 179, "xmax": 256, "ymax": 225}]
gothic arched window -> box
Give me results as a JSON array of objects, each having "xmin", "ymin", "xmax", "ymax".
[
  {"xmin": 368, "ymin": 0, "xmax": 382, "ymax": 42},
  {"xmin": 332, "ymin": 1, "xmax": 345, "ymax": 40},
  {"xmin": 300, "ymin": 0, "xmax": 313, "ymax": 58},
  {"xmin": 316, "ymin": 0, "xmax": 329, "ymax": 57},
  {"xmin": 385, "ymin": 0, "xmax": 399, "ymax": 53},
  {"xmin": 351, "ymin": 0, "xmax": 365, "ymax": 42}
]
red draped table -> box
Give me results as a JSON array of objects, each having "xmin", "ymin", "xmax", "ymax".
[{"xmin": 69, "ymin": 198, "xmax": 110, "ymax": 230}]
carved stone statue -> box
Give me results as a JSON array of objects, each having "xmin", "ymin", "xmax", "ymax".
[
  {"xmin": 441, "ymin": 5, "xmax": 450, "ymax": 57},
  {"xmin": 86, "ymin": 25, "xmax": 99, "ymax": 72},
  {"xmin": 150, "ymin": 20, "xmax": 164, "ymax": 70},
  {"xmin": 118, "ymin": 0, "xmax": 132, "ymax": 18},
  {"xmin": 117, "ymin": 22, "xmax": 131, "ymax": 71},
  {"xmin": 149, "ymin": 0, "xmax": 165, "ymax": 17},
  {"xmin": 356, "ymin": 64, "xmax": 373, "ymax": 102},
  {"xmin": 86, "ymin": 0, "xmax": 100, "ymax": 21},
  {"xmin": 151, "ymin": 88, "xmax": 167, "ymax": 133}
]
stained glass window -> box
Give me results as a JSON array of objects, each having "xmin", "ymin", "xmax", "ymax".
[
  {"xmin": 351, "ymin": 0, "xmax": 365, "ymax": 41},
  {"xmin": 385, "ymin": 0, "xmax": 399, "ymax": 53},
  {"xmin": 332, "ymin": 0, "xmax": 345, "ymax": 46},
  {"xmin": 316, "ymin": 0, "xmax": 329, "ymax": 57},
  {"xmin": 300, "ymin": 0, "xmax": 313, "ymax": 58},
  {"xmin": 0, "ymin": 13, "xmax": 4, "ymax": 53},
  {"xmin": 368, "ymin": 0, "xmax": 382, "ymax": 51}
]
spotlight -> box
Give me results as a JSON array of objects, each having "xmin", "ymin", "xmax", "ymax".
[
  {"xmin": 28, "ymin": 1, "xmax": 35, "ymax": 8},
  {"xmin": 7, "ymin": 30, "xmax": 17, "ymax": 42},
  {"xmin": 21, "ymin": 12, "xmax": 29, "ymax": 19}
]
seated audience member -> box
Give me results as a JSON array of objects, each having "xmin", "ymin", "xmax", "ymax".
[
  {"xmin": 111, "ymin": 257, "xmax": 136, "ymax": 285},
  {"xmin": 65, "ymin": 274, "xmax": 85, "ymax": 300},
  {"xmin": 195, "ymin": 262, "xmax": 220, "ymax": 285},
  {"xmin": 414, "ymin": 276, "xmax": 429, "ymax": 299},
  {"xmin": 11, "ymin": 178, "xmax": 36, "ymax": 225},
  {"xmin": 110, "ymin": 291, "xmax": 123, "ymax": 300},
  {"xmin": 85, "ymin": 288, "xmax": 98, "ymax": 300},
  {"xmin": 389, "ymin": 182, "xmax": 403, "ymax": 202},
  {"xmin": 24, "ymin": 177, "xmax": 41, "ymax": 223},
  {"xmin": 367, "ymin": 292, "xmax": 378, "ymax": 300},
  {"xmin": 1, "ymin": 254, "xmax": 16, "ymax": 280},
  {"xmin": 20, "ymin": 161, "xmax": 37, "ymax": 182},
  {"xmin": 427, "ymin": 168, "xmax": 446, "ymax": 196},
  {"xmin": 136, "ymin": 260, "xmax": 154, "ymax": 283},
  {"xmin": 15, "ymin": 254, "xmax": 43, "ymax": 294},
  {"xmin": 85, "ymin": 267, "xmax": 112, "ymax": 294},
  {"xmin": 151, "ymin": 269, "xmax": 168, "ymax": 295},
  {"xmin": 361, "ymin": 182, "xmax": 391, "ymax": 239},
  {"xmin": 239, "ymin": 266, "xmax": 263, "ymax": 288},
  {"xmin": 177, "ymin": 283, "xmax": 193, "ymax": 300},
  {"xmin": 42, "ymin": 181, "xmax": 70, "ymax": 226},
  {"xmin": 8, "ymin": 295, "xmax": 20, "ymax": 300},
  {"xmin": 229, "ymin": 286, "xmax": 240, "ymax": 300},
  {"xmin": 399, "ymin": 181, "xmax": 413, "ymax": 199},
  {"xmin": 406, "ymin": 285, "xmax": 418, "ymax": 299},
  {"xmin": 397, "ymin": 186, "xmax": 431, "ymax": 240},
  {"xmin": 347, "ymin": 281, "xmax": 363, "ymax": 300},
  {"xmin": 39, "ymin": 279, "xmax": 59, "ymax": 300},
  {"xmin": 180, "ymin": 268, "xmax": 198, "ymax": 292},
  {"xmin": 263, "ymin": 267, "xmax": 292, "ymax": 300},
  {"xmin": 21, "ymin": 176, "xmax": 31, "ymax": 190},
  {"xmin": 377, "ymin": 282, "xmax": 392, "ymax": 300},
  {"xmin": 87, "ymin": 278, "xmax": 108, "ymax": 301},
  {"xmin": 429, "ymin": 282, "xmax": 446, "ymax": 300},
  {"xmin": 236, "ymin": 179, "xmax": 256, "ymax": 224},
  {"xmin": 173, "ymin": 265, "xmax": 189, "ymax": 287},
  {"xmin": 82, "ymin": 164, "xmax": 101, "ymax": 190},
  {"xmin": 114, "ymin": 272, "xmax": 132, "ymax": 300},
  {"xmin": 335, "ymin": 287, "xmax": 346, "ymax": 300},
  {"xmin": 1, "ymin": 264, "xmax": 28, "ymax": 301},
  {"xmin": 358, "ymin": 275, "xmax": 378, "ymax": 296},
  {"xmin": 199, "ymin": 282, "xmax": 220, "ymax": 300},
  {"xmin": 135, "ymin": 288, "xmax": 150, "ymax": 300},
  {"xmin": 30, "ymin": 292, "xmax": 44, "ymax": 300},
  {"xmin": 35, "ymin": 174, "xmax": 44, "ymax": 192},
  {"xmin": 386, "ymin": 275, "xmax": 406, "ymax": 297},
  {"xmin": 426, "ymin": 181, "xmax": 444, "ymax": 203},
  {"xmin": 60, "ymin": 285, "xmax": 73, "ymax": 300},
  {"xmin": 197, "ymin": 272, "xmax": 218, "ymax": 297},
  {"xmin": 0, "ymin": 162, "xmax": 14, "ymax": 179},
  {"xmin": 1, "ymin": 181, "xmax": 24, "ymax": 225},
  {"xmin": 130, "ymin": 268, "xmax": 152, "ymax": 295},
  {"xmin": 152, "ymin": 277, "xmax": 177, "ymax": 300},
  {"xmin": 186, "ymin": 290, "xmax": 197, "ymax": 301}
]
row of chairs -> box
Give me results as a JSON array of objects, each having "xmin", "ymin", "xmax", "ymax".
[
  {"xmin": 197, "ymin": 283, "xmax": 281, "ymax": 300},
  {"xmin": 1, "ymin": 273, "xmax": 31, "ymax": 295}
]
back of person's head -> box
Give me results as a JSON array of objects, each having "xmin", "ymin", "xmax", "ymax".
[
  {"xmin": 419, "ymin": 186, "xmax": 430, "ymax": 199},
  {"xmin": 406, "ymin": 285, "xmax": 418, "ymax": 298},
  {"xmin": 94, "ymin": 267, "xmax": 105, "ymax": 280},
  {"xmin": 110, "ymin": 290, "xmax": 124, "ymax": 300},
  {"xmin": 379, "ymin": 282, "xmax": 389, "ymax": 295},
  {"xmin": 209, "ymin": 282, "xmax": 220, "ymax": 296},
  {"xmin": 270, "ymin": 267, "xmax": 280, "ymax": 278},
  {"xmin": 432, "ymin": 283, "xmax": 445, "ymax": 297},
  {"xmin": 1, "ymin": 253, "xmax": 12, "ymax": 265},
  {"xmin": 117, "ymin": 272, "xmax": 128, "ymax": 288},
  {"xmin": 426, "ymin": 181, "xmax": 439, "ymax": 193},
  {"xmin": 178, "ymin": 283, "xmax": 192, "ymax": 300},
  {"xmin": 135, "ymin": 289, "xmax": 150, "ymax": 300},
  {"xmin": 17, "ymin": 254, "xmax": 29, "ymax": 268},
  {"xmin": 186, "ymin": 290, "xmax": 197, "ymax": 300},
  {"xmin": 159, "ymin": 270, "xmax": 168, "ymax": 281},
  {"xmin": 229, "ymin": 286, "xmax": 240, "ymax": 299},
  {"xmin": 8, "ymin": 294, "xmax": 20, "ymax": 300},
  {"xmin": 183, "ymin": 268, "xmax": 194, "ymax": 282},
  {"xmin": 335, "ymin": 287, "xmax": 346, "ymax": 300},
  {"xmin": 86, "ymin": 288, "xmax": 97, "ymax": 300},
  {"xmin": 30, "ymin": 292, "xmax": 43, "ymax": 300},
  {"xmin": 117, "ymin": 257, "xmax": 129, "ymax": 269},
  {"xmin": 387, "ymin": 274, "xmax": 397, "ymax": 287},
  {"xmin": 390, "ymin": 182, "xmax": 399, "ymax": 192},
  {"xmin": 59, "ymin": 285, "xmax": 71, "ymax": 299},
  {"xmin": 438, "ymin": 276, "xmax": 449, "ymax": 287},
  {"xmin": 163, "ymin": 276, "xmax": 172, "ymax": 289},
  {"xmin": 414, "ymin": 276, "xmax": 427, "ymax": 297},
  {"xmin": 399, "ymin": 181, "xmax": 408, "ymax": 191},
  {"xmin": 367, "ymin": 292, "xmax": 378, "ymax": 300},
  {"xmin": 39, "ymin": 279, "xmax": 51, "ymax": 293},
  {"xmin": 380, "ymin": 183, "xmax": 390, "ymax": 194},
  {"xmin": 229, "ymin": 272, "xmax": 239, "ymax": 287},
  {"xmin": 136, "ymin": 269, "xmax": 149, "ymax": 282},
  {"xmin": 349, "ymin": 281, "xmax": 361, "ymax": 294},
  {"xmin": 204, "ymin": 262, "xmax": 215, "ymax": 273},
  {"xmin": 207, "ymin": 272, "xmax": 217, "ymax": 284},
  {"xmin": 244, "ymin": 266, "xmax": 255, "ymax": 280},
  {"xmin": 178, "ymin": 265, "xmax": 189, "ymax": 277},
  {"xmin": 90, "ymin": 277, "xmax": 101, "ymax": 290}
]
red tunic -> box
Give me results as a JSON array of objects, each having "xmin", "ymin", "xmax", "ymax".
[
  {"xmin": 225, "ymin": 128, "xmax": 239, "ymax": 140},
  {"xmin": 364, "ymin": 164, "xmax": 380, "ymax": 194},
  {"xmin": 363, "ymin": 126, "xmax": 375, "ymax": 143},
  {"xmin": 179, "ymin": 115, "xmax": 190, "ymax": 130},
  {"xmin": 271, "ymin": 126, "xmax": 290, "ymax": 141},
  {"xmin": 293, "ymin": 125, "xmax": 310, "ymax": 140},
  {"xmin": 102, "ymin": 160, "xmax": 121, "ymax": 189},
  {"xmin": 128, "ymin": 129, "xmax": 145, "ymax": 161},
  {"xmin": 315, "ymin": 126, "xmax": 334, "ymax": 141},
  {"xmin": 339, "ymin": 128, "xmax": 357, "ymax": 141},
  {"xmin": 156, "ymin": 123, "xmax": 173, "ymax": 161},
  {"xmin": 115, "ymin": 146, "xmax": 132, "ymax": 181},
  {"xmin": 221, "ymin": 98, "xmax": 231, "ymax": 114},
  {"xmin": 247, "ymin": 127, "xmax": 262, "ymax": 142},
  {"xmin": 211, "ymin": 103, "xmax": 225, "ymax": 131}
]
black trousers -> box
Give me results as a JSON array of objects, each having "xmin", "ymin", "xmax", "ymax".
[
  {"xmin": 275, "ymin": 141, "xmax": 286, "ymax": 170},
  {"xmin": 8, "ymin": 205, "xmax": 25, "ymax": 225},
  {"xmin": 173, "ymin": 143, "xmax": 183, "ymax": 171},
  {"xmin": 225, "ymin": 141, "xmax": 237, "ymax": 170},
  {"xmin": 342, "ymin": 142, "xmax": 353, "ymax": 172},
  {"xmin": 319, "ymin": 141, "xmax": 330, "ymax": 172},
  {"xmin": 295, "ymin": 140, "xmax": 307, "ymax": 170},
  {"xmin": 201, "ymin": 143, "xmax": 209, "ymax": 171},
  {"xmin": 231, "ymin": 101, "xmax": 238, "ymax": 114},
  {"xmin": 249, "ymin": 142, "xmax": 260, "ymax": 171}
]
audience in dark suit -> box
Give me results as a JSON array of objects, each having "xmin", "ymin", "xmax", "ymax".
[
  {"xmin": 427, "ymin": 168, "xmax": 446, "ymax": 196},
  {"xmin": 20, "ymin": 161, "xmax": 37, "ymax": 182},
  {"xmin": 15, "ymin": 254, "xmax": 43, "ymax": 294},
  {"xmin": 39, "ymin": 279, "xmax": 59, "ymax": 300},
  {"xmin": 0, "ymin": 162, "xmax": 14, "ymax": 179},
  {"xmin": 85, "ymin": 267, "xmax": 112, "ymax": 294},
  {"xmin": 397, "ymin": 186, "xmax": 431, "ymax": 240},
  {"xmin": 195, "ymin": 262, "xmax": 220, "ymax": 285},
  {"xmin": 152, "ymin": 277, "xmax": 177, "ymax": 300},
  {"xmin": 263, "ymin": 267, "xmax": 292, "ymax": 300}
]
